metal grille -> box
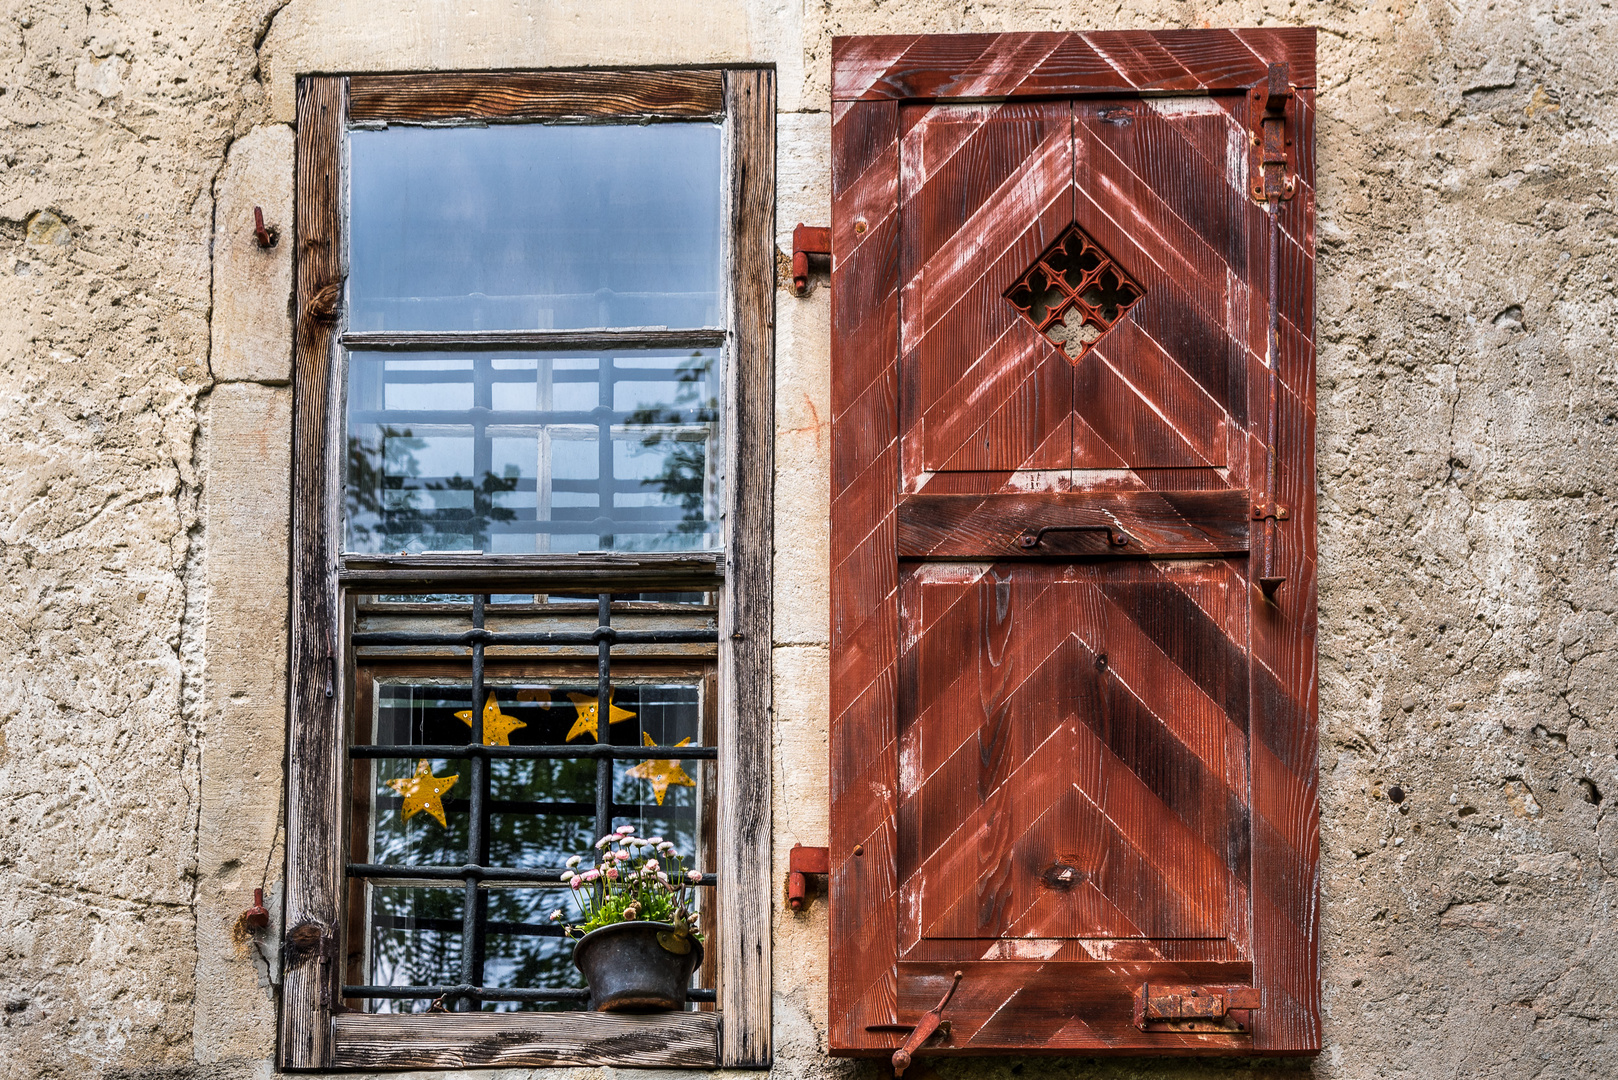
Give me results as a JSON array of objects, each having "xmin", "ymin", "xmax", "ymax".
[{"xmin": 343, "ymin": 591, "xmax": 719, "ymax": 1008}]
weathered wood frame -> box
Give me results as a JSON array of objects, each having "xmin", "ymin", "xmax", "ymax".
[
  {"xmin": 284, "ymin": 67, "xmax": 774, "ymax": 1070},
  {"xmin": 828, "ymin": 30, "xmax": 1318, "ymax": 1057}
]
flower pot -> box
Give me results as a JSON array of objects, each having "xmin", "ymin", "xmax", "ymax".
[{"xmin": 572, "ymin": 921, "xmax": 704, "ymax": 1012}]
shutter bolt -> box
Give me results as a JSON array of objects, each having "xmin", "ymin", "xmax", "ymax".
[{"xmin": 853, "ymin": 844, "xmax": 864, "ymax": 857}]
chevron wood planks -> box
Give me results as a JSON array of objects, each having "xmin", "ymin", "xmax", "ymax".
[{"xmin": 830, "ymin": 29, "xmax": 1317, "ymax": 1057}]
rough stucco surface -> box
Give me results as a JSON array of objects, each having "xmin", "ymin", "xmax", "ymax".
[{"xmin": 1, "ymin": 1, "xmax": 1615, "ymax": 1078}]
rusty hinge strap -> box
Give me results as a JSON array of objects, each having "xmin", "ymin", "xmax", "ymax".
[
  {"xmin": 892, "ymin": 970, "xmax": 962, "ymax": 1077},
  {"xmin": 791, "ymin": 223, "xmax": 831, "ymax": 295},
  {"xmin": 1251, "ymin": 63, "xmax": 1296, "ymax": 203}
]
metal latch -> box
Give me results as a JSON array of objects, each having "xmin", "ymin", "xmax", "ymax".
[
  {"xmin": 786, "ymin": 843, "xmax": 828, "ymax": 911},
  {"xmin": 791, "ymin": 223, "xmax": 831, "ymax": 295},
  {"xmin": 1250, "ymin": 62, "xmax": 1296, "ymax": 203},
  {"xmin": 879, "ymin": 970, "xmax": 963, "ymax": 1077},
  {"xmin": 1133, "ymin": 983, "xmax": 1261, "ymax": 1033}
]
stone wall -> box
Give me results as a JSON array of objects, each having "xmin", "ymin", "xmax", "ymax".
[{"xmin": 1, "ymin": 1, "xmax": 1615, "ymax": 1078}]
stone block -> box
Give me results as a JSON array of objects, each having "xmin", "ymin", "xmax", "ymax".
[
  {"xmin": 211, "ymin": 126, "xmax": 294, "ymax": 384},
  {"xmin": 193, "ymin": 382, "xmax": 292, "ymax": 1062}
]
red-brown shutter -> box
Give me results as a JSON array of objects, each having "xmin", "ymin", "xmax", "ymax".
[{"xmin": 829, "ymin": 30, "xmax": 1319, "ymax": 1056}]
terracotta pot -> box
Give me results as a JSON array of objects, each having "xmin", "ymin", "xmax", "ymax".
[{"xmin": 572, "ymin": 921, "xmax": 703, "ymax": 1012}]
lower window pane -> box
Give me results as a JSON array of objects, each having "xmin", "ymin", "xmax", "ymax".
[{"xmin": 351, "ymin": 675, "xmax": 711, "ymax": 1011}]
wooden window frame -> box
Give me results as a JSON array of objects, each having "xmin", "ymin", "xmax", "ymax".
[
  {"xmin": 828, "ymin": 29, "xmax": 1319, "ymax": 1057},
  {"xmin": 282, "ymin": 68, "xmax": 775, "ymax": 1070}
]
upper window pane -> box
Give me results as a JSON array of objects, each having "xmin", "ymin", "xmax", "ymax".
[
  {"xmin": 348, "ymin": 124, "xmax": 723, "ymax": 331},
  {"xmin": 345, "ymin": 348, "xmax": 722, "ymax": 554}
]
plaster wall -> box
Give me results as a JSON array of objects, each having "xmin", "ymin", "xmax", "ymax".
[{"xmin": 1, "ymin": 2, "xmax": 1615, "ymax": 1079}]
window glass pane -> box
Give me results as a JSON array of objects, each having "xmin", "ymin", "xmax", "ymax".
[
  {"xmin": 346, "ymin": 348, "xmax": 722, "ymax": 554},
  {"xmin": 358, "ymin": 678, "xmax": 707, "ymax": 1011},
  {"xmin": 348, "ymin": 124, "xmax": 723, "ymax": 331}
]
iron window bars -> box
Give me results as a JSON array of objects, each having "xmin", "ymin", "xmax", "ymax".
[{"xmin": 344, "ymin": 592, "xmax": 719, "ymax": 1008}]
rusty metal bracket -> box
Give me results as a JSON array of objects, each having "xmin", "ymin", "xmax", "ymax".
[
  {"xmin": 1018, "ymin": 523, "xmax": 1130, "ymax": 549},
  {"xmin": 892, "ymin": 970, "xmax": 963, "ymax": 1077},
  {"xmin": 1251, "ymin": 500, "xmax": 1289, "ymax": 522},
  {"xmin": 1249, "ymin": 63, "xmax": 1296, "ymax": 203},
  {"xmin": 791, "ymin": 223, "xmax": 831, "ymax": 295},
  {"xmin": 787, "ymin": 843, "xmax": 829, "ymax": 911},
  {"xmin": 1133, "ymin": 982, "xmax": 1261, "ymax": 1034}
]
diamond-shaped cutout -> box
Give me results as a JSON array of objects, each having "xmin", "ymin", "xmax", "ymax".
[{"xmin": 1005, "ymin": 226, "xmax": 1144, "ymax": 363}]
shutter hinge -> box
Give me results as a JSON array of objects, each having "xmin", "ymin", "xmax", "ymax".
[
  {"xmin": 791, "ymin": 223, "xmax": 832, "ymax": 295},
  {"xmin": 1249, "ymin": 63, "xmax": 1297, "ymax": 203},
  {"xmin": 1133, "ymin": 983, "xmax": 1262, "ymax": 1034},
  {"xmin": 786, "ymin": 843, "xmax": 829, "ymax": 911}
]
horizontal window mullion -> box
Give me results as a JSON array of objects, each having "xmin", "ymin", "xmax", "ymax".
[
  {"xmin": 349, "ymin": 742, "xmax": 718, "ymax": 760},
  {"xmin": 341, "ymin": 984, "xmax": 717, "ymax": 1003},
  {"xmin": 342, "ymin": 328, "xmax": 726, "ymax": 352},
  {"xmin": 350, "ymin": 628, "xmax": 717, "ymax": 647},
  {"xmin": 349, "ymin": 862, "xmax": 718, "ymax": 886},
  {"xmin": 350, "ymin": 407, "xmax": 717, "ymax": 425}
]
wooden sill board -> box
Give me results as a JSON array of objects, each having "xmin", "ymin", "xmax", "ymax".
[{"xmin": 330, "ymin": 1010, "xmax": 720, "ymax": 1070}]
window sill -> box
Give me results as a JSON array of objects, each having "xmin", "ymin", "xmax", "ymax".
[{"xmin": 330, "ymin": 1010, "xmax": 720, "ymax": 1070}]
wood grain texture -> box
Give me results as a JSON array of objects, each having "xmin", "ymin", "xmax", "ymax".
[
  {"xmin": 1245, "ymin": 83, "xmax": 1320, "ymax": 1054},
  {"xmin": 830, "ymin": 30, "xmax": 1316, "ymax": 1058},
  {"xmin": 829, "ymin": 98, "xmax": 903, "ymax": 1054},
  {"xmin": 832, "ymin": 30, "xmax": 1316, "ymax": 100},
  {"xmin": 349, "ymin": 69, "xmax": 724, "ymax": 121},
  {"xmin": 280, "ymin": 74, "xmax": 346, "ymax": 1071},
  {"xmin": 330, "ymin": 1011, "xmax": 720, "ymax": 1069},
  {"xmin": 340, "ymin": 552, "xmax": 723, "ymax": 594},
  {"xmin": 716, "ymin": 66, "xmax": 775, "ymax": 1069},
  {"xmin": 897, "ymin": 491, "xmax": 1249, "ymax": 558}
]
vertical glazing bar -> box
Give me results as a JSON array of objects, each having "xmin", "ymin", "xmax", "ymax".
[
  {"xmin": 595, "ymin": 593, "xmax": 613, "ymax": 844},
  {"xmin": 473, "ymin": 356, "xmax": 493, "ymax": 550},
  {"xmin": 458, "ymin": 593, "xmax": 488, "ymax": 1009},
  {"xmin": 597, "ymin": 356, "xmax": 614, "ymax": 550}
]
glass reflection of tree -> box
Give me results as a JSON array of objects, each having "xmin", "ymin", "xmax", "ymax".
[
  {"xmin": 347, "ymin": 426, "xmax": 519, "ymax": 552},
  {"xmin": 624, "ymin": 353, "xmax": 718, "ymax": 543}
]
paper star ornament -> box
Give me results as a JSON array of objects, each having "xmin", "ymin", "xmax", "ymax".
[
  {"xmin": 564, "ymin": 691, "xmax": 636, "ymax": 742},
  {"xmin": 627, "ymin": 733, "xmax": 696, "ymax": 806},
  {"xmin": 455, "ymin": 692, "xmax": 527, "ymax": 746},
  {"xmin": 387, "ymin": 759, "xmax": 459, "ymax": 827}
]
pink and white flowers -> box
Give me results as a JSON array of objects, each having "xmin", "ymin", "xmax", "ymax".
[{"xmin": 554, "ymin": 829, "xmax": 706, "ymax": 943}]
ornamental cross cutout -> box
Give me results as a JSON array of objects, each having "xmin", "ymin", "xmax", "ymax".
[{"xmin": 1005, "ymin": 225, "xmax": 1144, "ymax": 363}]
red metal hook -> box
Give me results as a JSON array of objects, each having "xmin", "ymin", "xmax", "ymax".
[
  {"xmin": 892, "ymin": 970, "xmax": 962, "ymax": 1077},
  {"xmin": 252, "ymin": 207, "xmax": 278, "ymax": 249},
  {"xmin": 242, "ymin": 887, "xmax": 270, "ymax": 930}
]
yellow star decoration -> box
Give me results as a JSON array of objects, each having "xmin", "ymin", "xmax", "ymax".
[
  {"xmin": 564, "ymin": 691, "xmax": 636, "ymax": 743},
  {"xmin": 387, "ymin": 759, "xmax": 459, "ymax": 827},
  {"xmin": 627, "ymin": 733, "xmax": 697, "ymax": 806},
  {"xmin": 455, "ymin": 692, "xmax": 527, "ymax": 747}
]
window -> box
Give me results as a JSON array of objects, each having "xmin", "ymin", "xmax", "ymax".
[
  {"xmin": 828, "ymin": 31, "xmax": 1319, "ymax": 1057},
  {"xmin": 282, "ymin": 69, "xmax": 774, "ymax": 1070}
]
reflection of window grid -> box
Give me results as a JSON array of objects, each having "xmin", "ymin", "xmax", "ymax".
[
  {"xmin": 346, "ymin": 594, "xmax": 719, "ymax": 1011},
  {"xmin": 346, "ymin": 351, "xmax": 722, "ymax": 554}
]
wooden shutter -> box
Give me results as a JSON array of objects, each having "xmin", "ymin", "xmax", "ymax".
[{"xmin": 829, "ymin": 30, "xmax": 1318, "ymax": 1056}]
